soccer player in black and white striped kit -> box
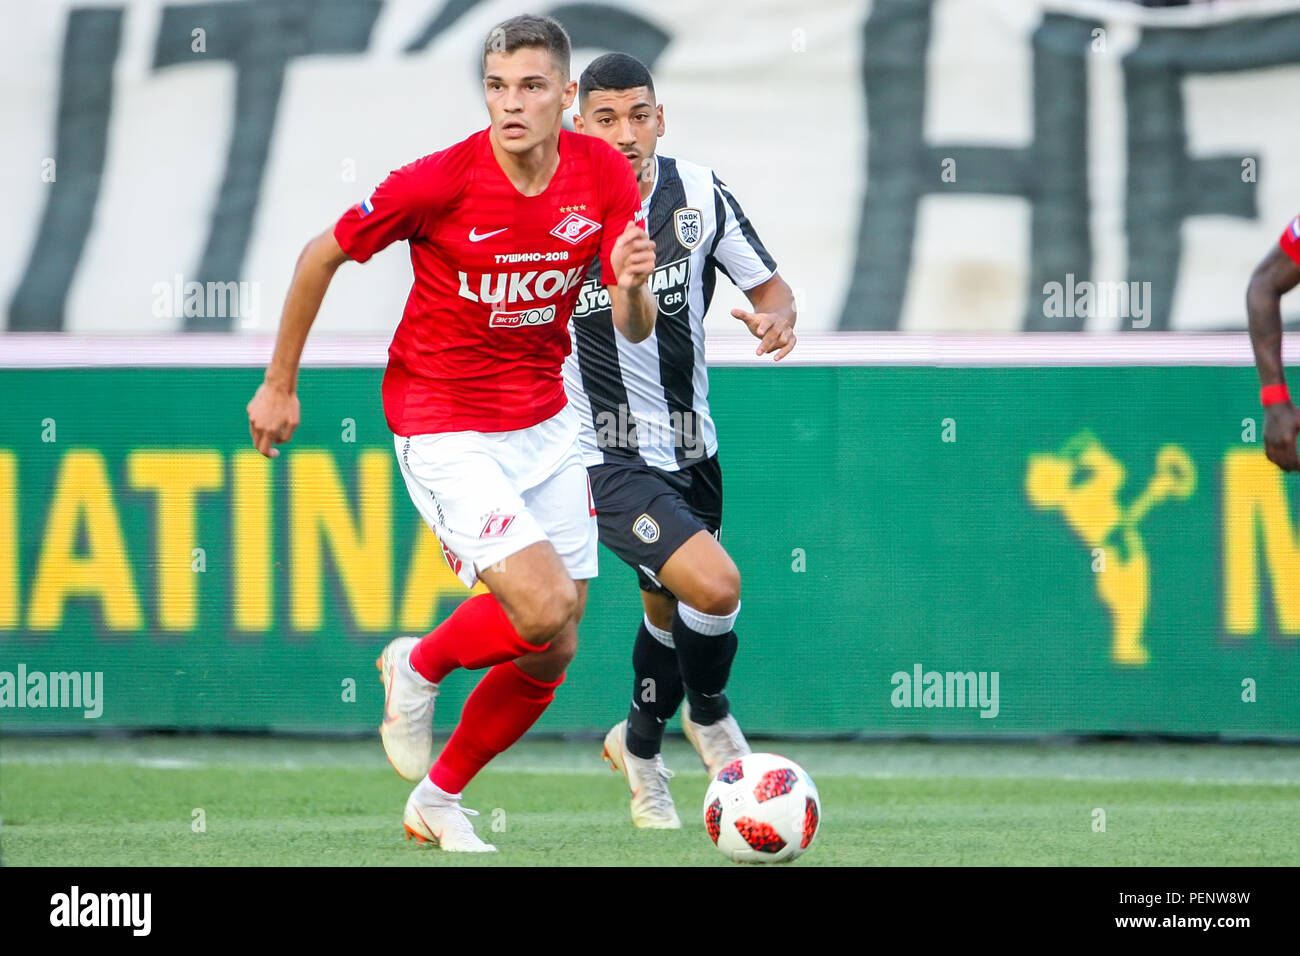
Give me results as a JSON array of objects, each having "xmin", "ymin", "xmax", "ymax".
[{"xmin": 564, "ymin": 53, "xmax": 797, "ymax": 828}]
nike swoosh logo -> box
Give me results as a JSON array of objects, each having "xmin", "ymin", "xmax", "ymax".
[
  {"xmin": 382, "ymin": 665, "xmax": 402, "ymax": 725},
  {"xmin": 413, "ymin": 806, "xmax": 439, "ymax": 844},
  {"xmin": 469, "ymin": 227, "xmax": 508, "ymax": 242}
]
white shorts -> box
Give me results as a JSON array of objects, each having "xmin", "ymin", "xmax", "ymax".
[{"xmin": 394, "ymin": 403, "xmax": 598, "ymax": 589}]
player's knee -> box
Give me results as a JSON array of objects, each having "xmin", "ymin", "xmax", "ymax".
[{"xmin": 689, "ymin": 567, "xmax": 741, "ymax": 617}]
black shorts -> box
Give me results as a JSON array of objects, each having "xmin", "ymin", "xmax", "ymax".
[{"xmin": 587, "ymin": 454, "xmax": 723, "ymax": 597}]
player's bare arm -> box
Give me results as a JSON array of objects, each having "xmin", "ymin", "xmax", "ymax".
[
  {"xmin": 246, "ymin": 229, "xmax": 350, "ymax": 459},
  {"xmin": 608, "ymin": 220, "xmax": 657, "ymax": 343},
  {"xmin": 732, "ymin": 273, "xmax": 797, "ymax": 361},
  {"xmin": 1246, "ymin": 243, "xmax": 1300, "ymax": 472}
]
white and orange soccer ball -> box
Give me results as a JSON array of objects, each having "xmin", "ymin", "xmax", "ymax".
[{"xmin": 703, "ymin": 752, "xmax": 820, "ymax": 863}]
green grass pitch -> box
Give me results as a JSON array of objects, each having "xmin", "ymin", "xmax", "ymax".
[{"xmin": 2, "ymin": 736, "xmax": 1297, "ymax": 866}]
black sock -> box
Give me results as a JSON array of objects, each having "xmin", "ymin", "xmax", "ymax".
[
  {"xmin": 625, "ymin": 619, "xmax": 684, "ymax": 759},
  {"xmin": 673, "ymin": 606, "xmax": 738, "ymax": 726}
]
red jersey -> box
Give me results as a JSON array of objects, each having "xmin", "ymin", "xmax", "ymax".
[
  {"xmin": 1280, "ymin": 214, "xmax": 1300, "ymax": 267},
  {"xmin": 333, "ymin": 127, "xmax": 643, "ymax": 434}
]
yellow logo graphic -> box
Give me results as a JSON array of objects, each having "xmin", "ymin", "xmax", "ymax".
[{"xmin": 1025, "ymin": 431, "xmax": 1196, "ymax": 666}]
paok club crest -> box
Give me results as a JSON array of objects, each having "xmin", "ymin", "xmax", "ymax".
[{"xmin": 673, "ymin": 207, "xmax": 703, "ymax": 250}]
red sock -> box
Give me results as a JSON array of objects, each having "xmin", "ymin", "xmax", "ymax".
[
  {"xmin": 409, "ymin": 593, "xmax": 544, "ymax": 683},
  {"xmin": 430, "ymin": 662, "xmax": 564, "ymax": 794}
]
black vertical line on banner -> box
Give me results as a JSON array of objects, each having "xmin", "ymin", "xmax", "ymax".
[
  {"xmin": 152, "ymin": 0, "xmax": 383, "ymax": 333},
  {"xmin": 1022, "ymin": 15, "xmax": 1094, "ymax": 333},
  {"xmin": 8, "ymin": 8, "xmax": 124, "ymax": 332},
  {"xmin": 840, "ymin": 1, "xmax": 1097, "ymax": 333}
]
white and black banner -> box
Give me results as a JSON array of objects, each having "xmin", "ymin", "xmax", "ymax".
[{"xmin": 3, "ymin": 0, "xmax": 1300, "ymax": 335}]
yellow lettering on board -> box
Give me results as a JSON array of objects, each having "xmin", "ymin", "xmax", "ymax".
[
  {"xmin": 231, "ymin": 451, "xmax": 273, "ymax": 631},
  {"xmin": 127, "ymin": 450, "xmax": 223, "ymax": 631},
  {"xmin": 290, "ymin": 451, "xmax": 391, "ymax": 632},
  {"xmin": 1223, "ymin": 449, "xmax": 1300, "ymax": 635},
  {"xmin": 0, "ymin": 452, "xmax": 15, "ymax": 629},
  {"xmin": 28, "ymin": 450, "xmax": 142, "ymax": 630}
]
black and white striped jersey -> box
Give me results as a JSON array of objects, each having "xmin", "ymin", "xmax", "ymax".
[{"xmin": 562, "ymin": 154, "xmax": 776, "ymax": 472}]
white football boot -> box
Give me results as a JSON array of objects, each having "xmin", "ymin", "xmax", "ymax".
[
  {"xmin": 376, "ymin": 636, "xmax": 437, "ymax": 781},
  {"xmin": 601, "ymin": 721, "xmax": 682, "ymax": 829},
  {"xmin": 403, "ymin": 788, "xmax": 497, "ymax": 853},
  {"xmin": 681, "ymin": 699, "xmax": 752, "ymax": 779}
]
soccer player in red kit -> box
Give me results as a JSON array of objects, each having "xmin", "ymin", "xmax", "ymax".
[
  {"xmin": 1247, "ymin": 213, "xmax": 1300, "ymax": 472},
  {"xmin": 246, "ymin": 14, "xmax": 656, "ymax": 851}
]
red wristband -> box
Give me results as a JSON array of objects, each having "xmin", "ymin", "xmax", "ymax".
[{"xmin": 1261, "ymin": 383, "xmax": 1290, "ymax": 406}]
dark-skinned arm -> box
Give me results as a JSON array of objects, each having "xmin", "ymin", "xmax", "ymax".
[{"xmin": 1246, "ymin": 244, "xmax": 1300, "ymax": 472}]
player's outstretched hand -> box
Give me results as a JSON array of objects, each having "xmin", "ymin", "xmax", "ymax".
[
  {"xmin": 611, "ymin": 222, "xmax": 655, "ymax": 290},
  {"xmin": 732, "ymin": 308, "xmax": 797, "ymax": 361},
  {"xmin": 1264, "ymin": 402, "xmax": 1300, "ymax": 472},
  {"xmin": 247, "ymin": 381, "xmax": 301, "ymax": 459}
]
